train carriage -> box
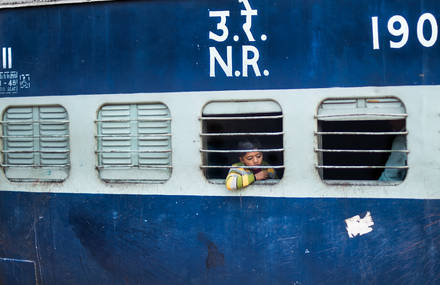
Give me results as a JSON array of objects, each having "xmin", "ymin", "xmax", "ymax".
[{"xmin": 0, "ymin": 0, "xmax": 439, "ymax": 284}]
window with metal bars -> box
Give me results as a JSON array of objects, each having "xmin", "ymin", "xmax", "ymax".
[
  {"xmin": 200, "ymin": 100, "xmax": 284, "ymax": 184},
  {"xmin": 315, "ymin": 97, "xmax": 408, "ymax": 184},
  {"xmin": 96, "ymin": 103, "xmax": 172, "ymax": 183},
  {"xmin": 2, "ymin": 105, "xmax": 70, "ymax": 182}
]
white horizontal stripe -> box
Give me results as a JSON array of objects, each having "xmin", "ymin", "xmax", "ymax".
[{"xmin": 0, "ymin": 86, "xmax": 436, "ymax": 199}]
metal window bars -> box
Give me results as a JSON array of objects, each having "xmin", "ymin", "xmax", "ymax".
[
  {"xmin": 200, "ymin": 165, "xmax": 285, "ymax": 169},
  {"xmin": 315, "ymin": 131, "xmax": 408, "ymax": 136},
  {"xmin": 200, "ymin": 132, "xmax": 284, "ymax": 136},
  {"xmin": 200, "ymin": 148, "xmax": 284, "ymax": 153},
  {"xmin": 315, "ymin": 113, "xmax": 408, "ymax": 119},
  {"xmin": 199, "ymin": 113, "xmax": 285, "ymax": 177},
  {"xmin": 315, "ymin": 98, "xmax": 409, "ymax": 180},
  {"xmin": 314, "ymin": 129, "xmax": 409, "ymax": 170}
]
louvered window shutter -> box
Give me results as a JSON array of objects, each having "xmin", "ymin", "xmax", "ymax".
[
  {"xmin": 2, "ymin": 105, "xmax": 70, "ymax": 182},
  {"xmin": 97, "ymin": 103, "xmax": 172, "ymax": 183}
]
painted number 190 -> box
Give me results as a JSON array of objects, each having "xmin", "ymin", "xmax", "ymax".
[{"xmin": 371, "ymin": 13, "xmax": 438, "ymax": 49}]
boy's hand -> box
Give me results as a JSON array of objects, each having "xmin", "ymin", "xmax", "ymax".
[{"xmin": 255, "ymin": 170, "xmax": 269, "ymax": 181}]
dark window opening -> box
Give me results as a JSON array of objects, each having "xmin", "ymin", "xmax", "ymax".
[
  {"xmin": 202, "ymin": 112, "xmax": 284, "ymax": 180},
  {"xmin": 318, "ymin": 119, "xmax": 407, "ymax": 180}
]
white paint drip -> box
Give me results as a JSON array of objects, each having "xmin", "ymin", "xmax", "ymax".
[
  {"xmin": 0, "ymin": 257, "xmax": 35, "ymax": 264},
  {"xmin": 345, "ymin": 211, "xmax": 374, "ymax": 238}
]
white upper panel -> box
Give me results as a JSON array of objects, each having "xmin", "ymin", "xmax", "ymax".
[
  {"xmin": 203, "ymin": 100, "xmax": 281, "ymax": 115},
  {"xmin": 317, "ymin": 98, "xmax": 407, "ymax": 121}
]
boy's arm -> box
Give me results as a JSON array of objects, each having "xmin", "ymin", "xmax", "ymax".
[{"xmin": 225, "ymin": 168, "xmax": 255, "ymax": 190}]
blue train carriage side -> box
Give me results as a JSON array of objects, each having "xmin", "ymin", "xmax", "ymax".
[{"xmin": 0, "ymin": 0, "xmax": 439, "ymax": 284}]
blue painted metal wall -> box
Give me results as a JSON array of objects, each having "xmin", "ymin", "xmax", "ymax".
[
  {"xmin": 1, "ymin": 192, "xmax": 439, "ymax": 284},
  {"xmin": 1, "ymin": 0, "xmax": 440, "ymax": 97},
  {"xmin": 0, "ymin": 258, "xmax": 36, "ymax": 285}
]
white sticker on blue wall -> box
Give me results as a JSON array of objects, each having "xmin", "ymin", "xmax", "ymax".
[{"xmin": 345, "ymin": 211, "xmax": 374, "ymax": 238}]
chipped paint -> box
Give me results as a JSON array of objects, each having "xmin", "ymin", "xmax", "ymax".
[
  {"xmin": 345, "ymin": 211, "xmax": 374, "ymax": 238},
  {"xmin": 0, "ymin": 257, "xmax": 35, "ymax": 264}
]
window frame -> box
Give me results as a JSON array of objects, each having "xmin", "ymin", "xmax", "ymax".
[
  {"xmin": 315, "ymin": 97, "xmax": 409, "ymax": 185},
  {"xmin": 200, "ymin": 99, "xmax": 285, "ymax": 185},
  {"xmin": 95, "ymin": 102, "xmax": 172, "ymax": 184},
  {"xmin": 1, "ymin": 104, "xmax": 71, "ymax": 182}
]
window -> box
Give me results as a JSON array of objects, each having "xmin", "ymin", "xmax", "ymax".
[
  {"xmin": 200, "ymin": 100, "xmax": 284, "ymax": 184},
  {"xmin": 315, "ymin": 97, "xmax": 408, "ymax": 184},
  {"xmin": 96, "ymin": 103, "xmax": 172, "ymax": 183},
  {"xmin": 2, "ymin": 105, "xmax": 70, "ymax": 182}
]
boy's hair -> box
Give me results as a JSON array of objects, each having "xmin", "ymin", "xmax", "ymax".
[{"xmin": 237, "ymin": 140, "xmax": 262, "ymax": 157}]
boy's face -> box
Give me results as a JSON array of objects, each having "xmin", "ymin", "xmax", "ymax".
[{"xmin": 240, "ymin": 151, "xmax": 263, "ymax": 167}]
